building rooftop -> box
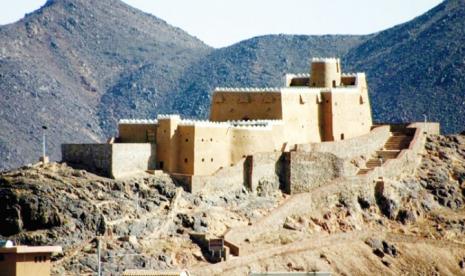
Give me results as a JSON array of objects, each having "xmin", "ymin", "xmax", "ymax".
[
  {"xmin": 0, "ymin": 245, "xmax": 62, "ymax": 254},
  {"xmin": 122, "ymin": 270, "xmax": 189, "ymax": 276}
]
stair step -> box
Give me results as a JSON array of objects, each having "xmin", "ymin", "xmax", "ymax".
[
  {"xmin": 376, "ymin": 150, "xmax": 400, "ymax": 159},
  {"xmin": 357, "ymin": 168, "xmax": 373, "ymax": 175}
]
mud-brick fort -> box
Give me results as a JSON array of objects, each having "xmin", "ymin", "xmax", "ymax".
[{"xmin": 62, "ymin": 58, "xmax": 439, "ymax": 193}]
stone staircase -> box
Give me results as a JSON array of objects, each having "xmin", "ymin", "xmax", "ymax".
[{"xmin": 357, "ymin": 127, "xmax": 414, "ymax": 175}]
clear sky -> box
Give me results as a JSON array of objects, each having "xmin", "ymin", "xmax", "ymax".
[{"xmin": 0, "ymin": 0, "xmax": 443, "ymax": 48}]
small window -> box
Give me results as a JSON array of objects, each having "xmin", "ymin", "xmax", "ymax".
[
  {"xmin": 159, "ymin": 161, "xmax": 164, "ymax": 169},
  {"xmin": 332, "ymin": 80, "xmax": 336, "ymax": 88},
  {"xmin": 201, "ymin": 138, "xmax": 204, "ymax": 142},
  {"xmin": 210, "ymin": 138, "xmax": 213, "ymax": 142},
  {"xmin": 184, "ymin": 158, "xmax": 188, "ymax": 163},
  {"xmin": 201, "ymin": 158, "xmax": 205, "ymax": 162},
  {"xmin": 185, "ymin": 138, "xmax": 189, "ymax": 142},
  {"xmin": 341, "ymin": 133, "xmax": 345, "ymax": 140},
  {"xmin": 211, "ymin": 158, "xmax": 214, "ymax": 162}
]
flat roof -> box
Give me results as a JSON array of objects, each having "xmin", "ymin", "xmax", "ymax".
[
  {"xmin": 123, "ymin": 270, "xmax": 189, "ymax": 276},
  {"xmin": 0, "ymin": 246, "xmax": 62, "ymax": 254}
]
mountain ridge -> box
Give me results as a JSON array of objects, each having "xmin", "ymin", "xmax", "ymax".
[{"xmin": 1, "ymin": 0, "xmax": 464, "ymax": 170}]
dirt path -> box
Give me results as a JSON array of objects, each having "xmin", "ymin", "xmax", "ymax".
[{"xmin": 193, "ymin": 230, "xmax": 465, "ymax": 275}]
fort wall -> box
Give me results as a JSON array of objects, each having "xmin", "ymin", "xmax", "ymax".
[
  {"xmin": 62, "ymin": 143, "xmax": 154, "ymax": 178},
  {"xmin": 210, "ymin": 90, "xmax": 282, "ymax": 122},
  {"xmin": 156, "ymin": 116, "xmax": 180, "ymax": 173},
  {"xmin": 62, "ymin": 144, "xmax": 112, "ymax": 176},
  {"xmin": 118, "ymin": 122, "xmax": 157, "ymax": 143},
  {"xmin": 287, "ymin": 152, "xmax": 347, "ymax": 194},
  {"xmin": 296, "ymin": 125, "xmax": 391, "ymax": 159},
  {"xmin": 111, "ymin": 143, "xmax": 155, "ymax": 178},
  {"xmin": 190, "ymin": 124, "xmax": 231, "ymax": 175},
  {"xmin": 280, "ymin": 90, "xmax": 323, "ymax": 143}
]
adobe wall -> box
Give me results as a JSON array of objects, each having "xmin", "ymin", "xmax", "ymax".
[
  {"xmin": 156, "ymin": 116, "xmax": 180, "ymax": 173},
  {"xmin": 280, "ymin": 89, "xmax": 323, "ymax": 144},
  {"xmin": 230, "ymin": 126, "xmax": 282, "ymax": 164},
  {"xmin": 296, "ymin": 125, "xmax": 391, "ymax": 159},
  {"xmin": 111, "ymin": 143, "xmax": 155, "ymax": 179},
  {"xmin": 118, "ymin": 123, "xmax": 157, "ymax": 143},
  {"xmin": 326, "ymin": 75, "xmax": 372, "ymax": 141},
  {"xmin": 210, "ymin": 91, "xmax": 282, "ymax": 121},
  {"xmin": 190, "ymin": 125, "xmax": 231, "ymax": 175},
  {"xmin": 62, "ymin": 144, "xmax": 112, "ymax": 176},
  {"xmin": 175, "ymin": 125, "xmax": 196, "ymax": 175}
]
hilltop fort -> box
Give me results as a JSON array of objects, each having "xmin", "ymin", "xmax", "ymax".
[{"xmin": 62, "ymin": 58, "xmax": 438, "ymax": 193}]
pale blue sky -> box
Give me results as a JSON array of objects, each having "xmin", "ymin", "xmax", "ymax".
[{"xmin": 0, "ymin": 0, "xmax": 443, "ymax": 47}]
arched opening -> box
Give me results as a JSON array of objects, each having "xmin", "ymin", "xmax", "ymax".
[{"xmin": 242, "ymin": 116, "xmax": 250, "ymax": 121}]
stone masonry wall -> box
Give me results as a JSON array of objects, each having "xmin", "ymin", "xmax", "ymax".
[
  {"xmin": 296, "ymin": 125, "xmax": 391, "ymax": 159},
  {"xmin": 287, "ymin": 151, "xmax": 347, "ymax": 194},
  {"xmin": 62, "ymin": 143, "xmax": 155, "ymax": 179},
  {"xmin": 62, "ymin": 144, "xmax": 112, "ymax": 177}
]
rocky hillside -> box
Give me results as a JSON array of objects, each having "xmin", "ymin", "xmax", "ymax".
[
  {"xmin": 345, "ymin": 0, "xmax": 465, "ymax": 134},
  {"xmin": 0, "ymin": 0, "xmax": 211, "ymax": 170},
  {"xmin": 0, "ymin": 133, "xmax": 464, "ymax": 275}
]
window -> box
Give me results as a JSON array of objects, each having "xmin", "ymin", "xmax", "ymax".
[
  {"xmin": 332, "ymin": 80, "xmax": 336, "ymax": 88},
  {"xmin": 159, "ymin": 161, "xmax": 164, "ymax": 169},
  {"xmin": 340, "ymin": 133, "xmax": 345, "ymax": 140},
  {"xmin": 211, "ymin": 158, "xmax": 214, "ymax": 162},
  {"xmin": 201, "ymin": 158, "xmax": 205, "ymax": 162},
  {"xmin": 210, "ymin": 138, "xmax": 213, "ymax": 142},
  {"xmin": 185, "ymin": 138, "xmax": 189, "ymax": 142},
  {"xmin": 184, "ymin": 158, "xmax": 188, "ymax": 163}
]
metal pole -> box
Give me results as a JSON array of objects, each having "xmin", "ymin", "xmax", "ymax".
[
  {"xmin": 41, "ymin": 125, "xmax": 47, "ymax": 162},
  {"xmin": 97, "ymin": 237, "xmax": 101, "ymax": 276},
  {"xmin": 42, "ymin": 131, "xmax": 46, "ymax": 160},
  {"xmin": 423, "ymin": 114, "xmax": 427, "ymax": 133}
]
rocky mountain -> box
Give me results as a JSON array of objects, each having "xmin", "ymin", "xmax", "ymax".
[
  {"xmin": 0, "ymin": 0, "xmax": 211, "ymax": 170},
  {"xmin": 0, "ymin": 132, "xmax": 464, "ymax": 274},
  {"xmin": 344, "ymin": 0, "xmax": 465, "ymax": 134}
]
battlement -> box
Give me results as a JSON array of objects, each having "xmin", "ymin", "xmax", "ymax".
[
  {"xmin": 214, "ymin": 87, "xmax": 281, "ymax": 93},
  {"xmin": 178, "ymin": 119, "xmax": 230, "ymax": 128},
  {"xmin": 119, "ymin": 119, "xmax": 158, "ymax": 124},
  {"xmin": 311, "ymin": 57, "xmax": 340, "ymax": 63},
  {"xmin": 157, "ymin": 114, "xmax": 181, "ymax": 120}
]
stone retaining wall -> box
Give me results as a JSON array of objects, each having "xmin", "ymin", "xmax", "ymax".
[{"xmin": 296, "ymin": 125, "xmax": 391, "ymax": 159}]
